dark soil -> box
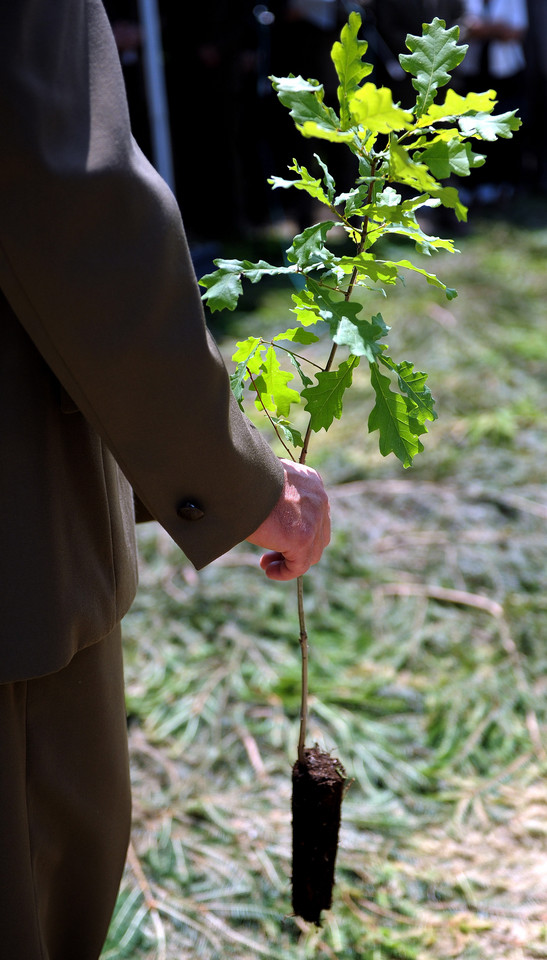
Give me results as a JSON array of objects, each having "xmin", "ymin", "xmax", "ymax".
[{"xmin": 291, "ymin": 745, "xmax": 346, "ymax": 925}]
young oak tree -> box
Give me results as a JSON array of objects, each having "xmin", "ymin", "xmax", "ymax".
[{"xmin": 200, "ymin": 14, "xmax": 520, "ymax": 925}]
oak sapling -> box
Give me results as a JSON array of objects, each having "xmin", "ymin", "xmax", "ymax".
[{"xmin": 200, "ymin": 14, "xmax": 520, "ymax": 924}]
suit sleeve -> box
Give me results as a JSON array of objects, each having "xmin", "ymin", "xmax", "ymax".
[{"xmin": 0, "ymin": 0, "xmax": 284, "ymax": 569}]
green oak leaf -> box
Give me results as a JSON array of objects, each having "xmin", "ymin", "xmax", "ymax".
[
  {"xmin": 390, "ymin": 139, "xmax": 440, "ymax": 193},
  {"xmin": 331, "ymin": 11, "xmax": 373, "ymax": 128},
  {"xmin": 372, "ymin": 218, "xmax": 457, "ymax": 255},
  {"xmin": 287, "ymin": 222, "xmax": 338, "ymax": 271},
  {"xmin": 419, "ymin": 88, "xmax": 497, "ymax": 126},
  {"xmin": 415, "ymin": 138, "xmax": 485, "ymax": 179},
  {"xmin": 349, "ymin": 83, "xmax": 414, "ymax": 134},
  {"xmin": 273, "ymin": 327, "xmax": 320, "ymax": 344},
  {"xmin": 380, "ymin": 356, "xmax": 437, "ymax": 423},
  {"xmin": 314, "ymin": 153, "xmax": 336, "ymax": 201},
  {"xmin": 230, "ymin": 338, "xmax": 265, "ymax": 405},
  {"xmin": 334, "ymin": 311, "xmax": 389, "ymax": 361},
  {"xmin": 368, "ymin": 364, "xmax": 423, "ymax": 467},
  {"xmin": 270, "ymin": 75, "xmax": 348, "ymax": 142},
  {"xmin": 232, "ymin": 337, "xmax": 265, "ymax": 373},
  {"xmin": 270, "ymin": 155, "xmax": 337, "ymax": 204},
  {"xmin": 458, "ymin": 109, "xmax": 522, "ymax": 141},
  {"xmin": 298, "ymin": 121, "xmax": 356, "ymax": 143},
  {"xmin": 428, "ymin": 184, "xmax": 467, "ymax": 221},
  {"xmin": 388, "ymin": 258, "xmax": 457, "ymax": 298},
  {"xmin": 302, "ymin": 356, "xmax": 360, "ymax": 432},
  {"xmin": 271, "ymin": 417, "xmax": 304, "ymax": 449},
  {"xmin": 200, "ymin": 266, "xmax": 243, "ymax": 312},
  {"xmin": 389, "ymin": 144, "xmax": 469, "ymax": 219},
  {"xmin": 291, "ymin": 288, "xmax": 322, "ymax": 327},
  {"xmin": 254, "ymin": 346, "xmax": 301, "ymax": 417},
  {"xmin": 230, "ymin": 362, "xmax": 249, "ymax": 408},
  {"xmin": 269, "ymin": 159, "xmax": 330, "ymax": 205},
  {"xmin": 306, "ymin": 278, "xmax": 366, "ymax": 335},
  {"xmin": 336, "ymin": 254, "xmax": 400, "ymax": 285},
  {"xmin": 287, "ymin": 352, "xmax": 314, "ymax": 388},
  {"xmin": 335, "ymin": 182, "xmax": 373, "ymax": 217},
  {"xmin": 200, "ymin": 259, "xmax": 296, "ymax": 311},
  {"xmin": 364, "ymin": 191, "xmax": 457, "ymax": 253},
  {"xmin": 399, "ymin": 18, "xmax": 468, "ymax": 116}
]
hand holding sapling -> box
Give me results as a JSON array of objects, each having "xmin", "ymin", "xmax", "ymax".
[{"xmin": 246, "ymin": 459, "xmax": 330, "ymax": 581}]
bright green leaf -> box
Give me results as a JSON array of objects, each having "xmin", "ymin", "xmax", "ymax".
[
  {"xmin": 314, "ymin": 153, "xmax": 336, "ymax": 201},
  {"xmin": 199, "ymin": 266, "xmax": 244, "ymax": 312},
  {"xmin": 458, "ymin": 109, "xmax": 522, "ymax": 141},
  {"xmin": 298, "ymin": 120, "xmax": 355, "ymax": 143},
  {"xmin": 335, "ymin": 183, "xmax": 372, "ymax": 217},
  {"xmin": 273, "ymin": 327, "xmax": 320, "ymax": 344},
  {"xmin": 389, "ymin": 258, "xmax": 457, "ymax": 298},
  {"xmin": 302, "ymin": 356, "xmax": 360, "ymax": 432},
  {"xmin": 287, "ymin": 352, "xmax": 314, "ymax": 387},
  {"xmin": 399, "ymin": 18, "xmax": 468, "ymax": 116},
  {"xmin": 255, "ymin": 347, "xmax": 301, "ymax": 417},
  {"xmin": 420, "ymin": 87, "xmax": 497, "ymax": 125},
  {"xmin": 368, "ymin": 364, "xmax": 423, "ymax": 466},
  {"xmin": 269, "ymin": 158, "xmax": 331, "ymax": 205},
  {"xmin": 334, "ymin": 312, "xmax": 389, "ymax": 361},
  {"xmin": 380, "ymin": 356, "xmax": 437, "ymax": 423},
  {"xmin": 200, "ymin": 259, "xmax": 297, "ymax": 312},
  {"xmin": 291, "ymin": 288, "xmax": 322, "ymax": 327},
  {"xmin": 232, "ymin": 336, "xmax": 263, "ymax": 364},
  {"xmin": 349, "ymin": 83, "xmax": 414, "ymax": 134},
  {"xmin": 306, "ymin": 278, "xmax": 366, "ymax": 335},
  {"xmin": 390, "ymin": 139, "xmax": 440, "ymax": 193},
  {"xmin": 415, "ymin": 138, "xmax": 485, "ymax": 178},
  {"xmin": 331, "ymin": 11, "xmax": 373, "ymax": 128},
  {"xmin": 336, "ymin": 253, "xmax": 400, "ymax": 285},
  {"xmin": 270, "ymin": 74, "xmax": 346, "ymax": 140},
  {"xmin": 287, "ymin": 222, "xmax": 338, "ymax": 270},
  {"xmin": 271, "ymin": 417, "xmax": 304, "ymax": 449}
]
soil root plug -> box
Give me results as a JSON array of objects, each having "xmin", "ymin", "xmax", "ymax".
[{"xmin": 291, "ymin": 745, "xmax": 345, "ymax": 924}]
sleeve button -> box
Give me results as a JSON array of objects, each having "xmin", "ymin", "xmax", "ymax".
[{"xmin": 177, "ymin": 501, "xmax": 205, "ymax": 521}]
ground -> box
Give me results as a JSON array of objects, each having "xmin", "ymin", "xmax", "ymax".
[{"xmin": 101, "ymin": 196, "xmax": 547, "ymax": 960}]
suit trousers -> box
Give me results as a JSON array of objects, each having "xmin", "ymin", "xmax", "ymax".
[{"xmin": 0, "ymin": 624, "xmax": 131, "ymax": 959}]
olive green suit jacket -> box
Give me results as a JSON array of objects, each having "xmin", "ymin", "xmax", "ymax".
[{"xmin": 0, "ymin": 0, "xmax": 283, "ymax": 682}]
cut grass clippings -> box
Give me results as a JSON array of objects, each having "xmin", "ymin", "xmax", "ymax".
[{"xmin": 102, "ymin": 198, "xmax": 547, "ymax": 960}]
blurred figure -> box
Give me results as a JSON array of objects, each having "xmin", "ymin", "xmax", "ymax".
[
  {"xmin": 161, "ymin": 1, "xmax": 263, "ymax": 242},
  {"xmin": 523, "ymin": 0, "xmax": 547, "ymax": 194},
  {"xmin": 457, "ymin": 0, "xmax": 528, "ymax": 204}
]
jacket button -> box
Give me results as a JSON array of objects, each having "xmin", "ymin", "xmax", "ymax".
[{"xmin": 177, "ymin": 501, "xmax": 205, "ymax": 521}]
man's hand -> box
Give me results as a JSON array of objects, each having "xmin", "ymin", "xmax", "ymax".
[{"xmin": 246, "ymin": 459, "xmax": 330, "ymax": 581}]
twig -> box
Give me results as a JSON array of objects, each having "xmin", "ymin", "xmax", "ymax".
[
  {"xmin": 236, "ymin": 724, "xmax": 268, "ymax": 780},
  {"xmin": 296, "ymin": 575, "xmax": 308, "ymax": 764},
  {"xmin": 374, "ymin": 581, "xmax": 505, "ymax": 618}
]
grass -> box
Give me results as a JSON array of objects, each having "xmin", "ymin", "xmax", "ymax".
[{"xmin": 101, "ymin": 194, "xmax": 547, "ymax": 960}]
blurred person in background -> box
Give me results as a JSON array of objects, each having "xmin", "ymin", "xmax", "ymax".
[
  {"xmin": 457, "ymin": 0, "xmax": 529, "ymax": 204},
  {"xmin": 523, "ymin": 0, "xmax": 547, "ymax": 195}
]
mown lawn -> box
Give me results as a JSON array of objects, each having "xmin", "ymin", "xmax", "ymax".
[{"xmin": 102, "ymin": 195, "xmax": 547, "ymax": 960}]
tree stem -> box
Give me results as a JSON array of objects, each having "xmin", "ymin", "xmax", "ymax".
[
  {"xmin": 296, "ymin": 574, "xmax": 308, "ymax": 763},
  {"xmin": 295, "ymin": 164, "xmax": 377, "ymax": 762}
]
